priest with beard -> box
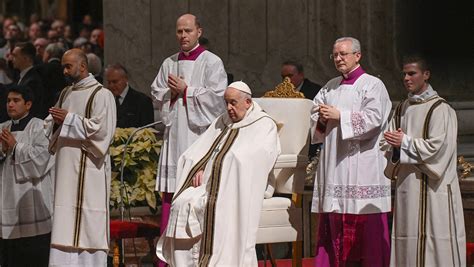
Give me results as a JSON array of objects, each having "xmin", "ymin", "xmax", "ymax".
[
  {"xmin": 44, "ymin": 48, "xmax": 116, "ymax": 266},
  {"xmin": 157, "ymin": 81, "xmax": 280, "ymax": 267}
]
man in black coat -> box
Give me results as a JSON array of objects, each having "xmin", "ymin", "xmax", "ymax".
[
  {"xmin": 281, "ymin": 60, "xmax": 322, "ymax": 159},
  {"xmin": 11, "ymin": 42, "xmax": 47, "ymax": 118},
  {"xmin": 104, "ymin": 63, "xmax": 154, "ymax": 128},
  {"xmin": 0, "ymin": 83, "xmax": 9, "ymax": 123},
  {"xmin": 281, "ymin": 60, "xmax": 322, "ymax": 100},
  {"xmin": 37, "ymin": 42, "xmax": 67, "ymax": 109}
]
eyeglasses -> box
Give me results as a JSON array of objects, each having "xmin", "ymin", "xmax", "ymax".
[{"xmin": 329, "ymin": 52, "xmax": 357, "ymax": 60}]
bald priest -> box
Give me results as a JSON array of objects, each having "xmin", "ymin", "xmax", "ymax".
[{"xmin": 156, "ymin": 81, "xmax": 281, "ymax": 266}]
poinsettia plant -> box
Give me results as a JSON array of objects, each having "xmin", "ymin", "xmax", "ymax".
[{"xmin": 109, "ymin": 128, "xmax": 162, "ymax": 211}]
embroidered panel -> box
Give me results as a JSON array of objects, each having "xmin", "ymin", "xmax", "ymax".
[
  {"xmin": 314, "ymin": 184, "xmax": 391, "ymax": 199},
  {"xmin": 351, "ymin": 111, "xmax": 367, "ymax": 136}
]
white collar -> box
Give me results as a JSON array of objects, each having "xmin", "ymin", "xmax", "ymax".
[
  {"xmin": 11, "ymin": 112, "xmax": 29, "ymax": 125},
  {"xmin": 74, "ymin": 73, "xmax": 96, "ymax": 87},
  {"xmin": 408, "ymin": 84, "xmax": 438, "ymax": 103},
  {"xmin": 181, "ymin": 43, "xmax": 200, "ymax": 56},
  {"xmin": 117, "ymin": 84, "xmax": 130, "ymax": 104},
  {"xmin": 296, "ymin": 80, "xmax": 304, "ymax": 91}
]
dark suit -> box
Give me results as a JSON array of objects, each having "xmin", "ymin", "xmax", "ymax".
[
  {"xmin": 17, "ymin": 67, "xmax": 47, "ymax": 119},
  {"xmin": 116, "ymin": 87, "xmax": 154, "ymax": 128},
  {"xmin": 0, "ymin": 83, "xmax": 10, "ymax": 123},
  {"xmin": 37, "ymin": 58, "xmax": 68, "ymax": 110},
  {"xmin": 300, "ymin": 78, "xmax": 322, "ymax": 101},
  {"xmin": 299, "ymin": 78, "xmax": 322, "ymax": 159}
]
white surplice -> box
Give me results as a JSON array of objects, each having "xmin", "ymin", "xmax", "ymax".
[
  {"xmin": 44, "ymin": 74, "xmax": 116, "ymax": 265},
  {"xmin": 157, "ymin": 102, "xmax": 280, "ymax": 267},
  {"xmin": 151, "ymin": 47, "xmax": 227, "ymax": 193},
  {"xmin": 381, "ymin": 86, "xmax": 466, "ymax": 267},
  {"xmin": 0, "ymin": 117, "xmax": 55, "ymax": 239},
  {"xmin": 311, "ymin": 73, "xmax": 392, "ymax": 214}
]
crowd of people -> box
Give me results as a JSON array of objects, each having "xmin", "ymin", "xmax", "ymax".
[
  {"xmin": 0, "ymin": 11, "xmax": 466, "ymax": 267},
  {"xmin": 0, "ymin": 14, "xmax": 105, "ymax": 122}
]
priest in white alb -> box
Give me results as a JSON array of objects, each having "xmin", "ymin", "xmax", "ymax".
[
  {"xmin": 311, "ymin": 37, "xmax": 392, "ymax": 266},
  {"xmin": 45, "ymin": 48, "xmax": 116, "ymax": 266},
  {"xmin": 381, "ymin": 55, "xmax": 465, "ymax": 267},
  {"xmin": 150, "ymin": 13, "xmax": 227, "ymax": 257},
  {"xmin": 156, "ymin": 81, "xmax": 280, "ymax": 267},
  {"xmin": 0, "ymin": 85, "xmax": 55, "ymax": 267}
]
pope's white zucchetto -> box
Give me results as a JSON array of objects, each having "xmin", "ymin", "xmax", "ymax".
[{"xmin": 228, "ymin": 81, "xmax": 252, "ymax": 95}]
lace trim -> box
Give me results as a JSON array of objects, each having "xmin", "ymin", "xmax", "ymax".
[
  {"xmin": 351, "ymin": 111, "xmax": 366, "ymax": 136},
  {"xmin": 157, "ymin": 164, "xmax": 177, "ymax": 180},
  {"xmin": 314, "ymin": 184, "xmax": 391, "ymax": 199},
  {"xmin": 348, "ymin": 141, "xmax": 360, "ymax": 156}
]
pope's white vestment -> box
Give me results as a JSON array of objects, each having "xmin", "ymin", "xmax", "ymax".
[{"xmin": 157, "ymin": 101, "xmax": 280, "ymax": 267}]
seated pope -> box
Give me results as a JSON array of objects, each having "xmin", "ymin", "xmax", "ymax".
[{"xmin": 156, "ymin": 81, "xmax": 281, "ymax": 267}]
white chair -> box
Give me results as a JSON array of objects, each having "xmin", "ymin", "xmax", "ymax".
[{"xmin": 254, "ymin": 78, "xmax": 313, "ymax": 267}]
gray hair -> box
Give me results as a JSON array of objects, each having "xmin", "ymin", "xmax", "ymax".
[
  {"xmin": 45, "ymin": 42, "xmax": 65, "ymax": 59},
  {"xmin": 86, "ymin": 53, "xmax": 102, "ymax": 76},
  {"xmin": 105, "ymin": 63, "xmax": 128, "ymax": 78},
  {"xmin": 239, "ymin": 90, "xmax": 252, "ymax": 101},
  {"xmin": 335, "ymin": 37, "xmax": 361, "ymax": 53}
]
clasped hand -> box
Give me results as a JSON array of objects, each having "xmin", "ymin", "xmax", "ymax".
[
  {"xmin": 0, "ymin": 128, "xmax": 16, "ymax": 153},
  {"xmin": 192, "ymin": 170, "xmax": 204, "ymax": 187},
  {"xmin": 168, "ymin": 74, "xmax": 187, "ymax": 99},
  {"xmin": 319, "ymin": 104, "xmax": 340, "ymax": 121},
  {"xmin": 384, "ymin": 128, "xmax": 404, "ymax": 148},
  {"xmin": 49, "ymin": 107, "xmax": 68, "ymax": 125}
]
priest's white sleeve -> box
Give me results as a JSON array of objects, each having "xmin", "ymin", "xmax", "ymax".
[
  {"xmin": 340, "ymin": 80, "xmax": 391, "ymax": 140},
  {"xmin": 379, "ymin": 115, "xmax": 396, "ymax": 153},
  {"xmin": 150, "ymin": 60, "xmax": 177, "ymax": 127},
  {"xmin": 399, "ymin": 104, "xmax": 456, "ymax": 180},
  {"xmin": 58, "ymin": 90, "xmax": 117, "ymax": 158},
  {"xmin": 184, "ymin": 59, "xmax": 227, "ymax": 129},
  {"xmin": 12, "ymin": 120, "xmax": 54, "ymax": 182},
  {"xmin": 310, "ymin": 87, "xmax": 328, "ymax": 144},
  {"xmin": 151, "ymin": 61, "xmax": 172, "ymax": 107}
]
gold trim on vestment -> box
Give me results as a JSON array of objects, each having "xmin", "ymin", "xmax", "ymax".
[
  {"xmin": 448, "ymin": 184, "xmax": 456, "ymax": 265},
  {"xmin": 73, "ymin": 152, "xmax": 87, "ymax": 246},
  {"xmin": 173, "ymin": 127, "xmax": 230, "ymax": 201},
  {"xmin": 416, "ymin": 174, "xmax": 427, "ymax": 267},
  {"xmin": 72, "ymin": 85, "xmax": 103, "ymax": 247},
  {"xmin": 414, "ymin": 98, "xmax": 447, "ymax": 267},
  {"xmin": 199, "ymin": 128, "xmax": 239, "ymax": 266},
  {"xmin": 448, "ymin": 184, "xmax": 464, "ymax": 266}
]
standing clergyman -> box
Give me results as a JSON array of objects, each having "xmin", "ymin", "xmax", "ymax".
[
  {"xmin": 150, "ymin": 14, "xmax": 227, "ymax": 259},
  {"xmin": 381, "ymin": 55, "xmax": 465, "ymax": 266},
  {"xmin": 45, "ymin": 48, "xmax": 116, "ymax": 266},
  {"xmin": 311, "ymin": 37, "xmax": 392, "ymax": 266}
]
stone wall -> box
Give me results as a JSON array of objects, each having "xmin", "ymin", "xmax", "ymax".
[{"xmin": 103, "ymin": 0, "xmax": 473, "ymax": 100}]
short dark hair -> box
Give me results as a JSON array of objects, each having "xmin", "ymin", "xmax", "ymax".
[
  {"xmin": 14, "ymin": 42, "xmax": 36, "ymax": 62},
  {"xmin": 199, "ymin": 37, "xmax": 209, "ymax": 47},
  {"xmin": 7, "ymin": 85, "xmax": 34, "ymax": 103},
  {"xmin": 283, "ymin": 60, "xmax": 304, "ymax": 73},
  {"xmin": 402, "ymin": 54, "xmax": 430, "ymax": 72}
]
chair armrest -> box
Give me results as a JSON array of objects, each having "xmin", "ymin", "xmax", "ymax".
[{"xmin": 274, "ymin": 154, "xmax": 309, "ymax": 168}]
